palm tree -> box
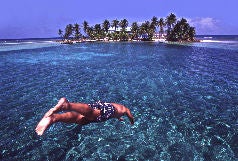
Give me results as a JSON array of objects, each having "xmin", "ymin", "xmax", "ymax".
[
  {"xmin": 112, "ymin": 32, "xmax": 119, "ymax": 41},
  {"xmin": 166, "ymin": 13, "xmax": 177, "ymax": 40},
  {"xmin": 64, "ymin": 24, "xmax": 73, "ymax": 39},
  {"xmin": 158, "ymin": 18, "xmax": 165, "ymax": 38},
  {"xmin": 112, "ymin": 19, "xmax": 119, "ymax": 31},
  {"xmin": 102, "ymin": 19, "xmax": 110, "ymax": 34},
  {"xmin": 188, "ymin": 27, "xmax": 196, "ymax": 41},
  {"xmin": 151, "ymin": 16, "xmax": 158, "ymax": 26},
  {"xmin": 120, "ymin": 19, "xmax": 129, "ymax": 30},
  {"xmin": 119, "ymin": 19, "xmax": 129, "ymax": 41},
  {"xmin": 180, "ymin": 18, "xmax": 189, "ymax": 40},
  {"xmin": 166, "ymin": 13, "xmax": 177, "ymax": 32},
  {"xmin": 58, "ymin": 29, "xmax": 63, "ymax": 40},
  {"xmin": 167, "ymin": 17, "xmax": 196, "ymax": 42},
  {"xmin": 140, "ymin": 21, "xmax": 152, "ymax": 40},
  {"xmin": 150, "ymin": 16, "xmax": 158, "ymax": 39},
  {"xmin": 94, "ymin": 24, "xmax": 102, "ymax": 40},
  {"xmin": 74, "ymin": 23, "xmax": 81, "ymax": 40},
  {"xmin": 87, "ymin": 27, "xmax": 94, "ymax": 39},
  {"xmin": 151, "ymin": 16, "xmax": 158, "ymax": 35},
  {"xmin": 83, "ymin": 21, "xmax": 89, "ymax": 36},
  {"xmin": 131, "ymin": 22, "xmax": 139, "ymax": 40}
]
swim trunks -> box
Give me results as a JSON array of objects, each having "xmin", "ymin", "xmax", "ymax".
[{"xmin": 88, "ymin": 101, "xmax": 115, "ymax": 122}]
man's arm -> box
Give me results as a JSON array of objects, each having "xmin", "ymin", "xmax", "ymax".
[{"xmin": 126, "ymin": 108, "xmax": 134, "ymax": 125}]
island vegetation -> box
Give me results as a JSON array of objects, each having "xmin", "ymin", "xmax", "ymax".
[{"xmin": 58, "ymin": 13, "xmax": 197, "ymax": 43}]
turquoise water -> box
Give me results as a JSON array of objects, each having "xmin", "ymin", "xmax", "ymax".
[{"xmin": 0, "ymin": 37, "xmax": 238, "ymax": 160}]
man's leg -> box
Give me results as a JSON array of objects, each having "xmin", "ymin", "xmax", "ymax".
[
  {"xmin": 45, "ymin": 98, "xmax": 100, "ymax": 121},
  {"xmin": 44, "ymin": 97, "xmax": 69, "ymax": 117},
  {"xmin": 35, "ymin": 112, "xmax": 91, "ymax": 136}
]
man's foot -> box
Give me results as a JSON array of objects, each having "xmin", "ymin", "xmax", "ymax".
[
  {"xmin": 45, "ymin": 98, "xmax": 69, "ymax": 117},
  {"xmin": 35, "ymin": 116, "xmax": 54, "ymax": 136}
]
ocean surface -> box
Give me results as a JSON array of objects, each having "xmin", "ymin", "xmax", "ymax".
[{"xmin": 0, "ymin": 36, "xmax": 238, "ymax": 160}]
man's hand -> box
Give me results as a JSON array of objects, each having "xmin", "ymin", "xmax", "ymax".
[{"xmin": 118, "ymin": 117, "xmax": 124, "ymax": 121}]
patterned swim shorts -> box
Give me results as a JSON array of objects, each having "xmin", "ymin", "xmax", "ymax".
[{"xmin": 88, "ymin": 101, "xmax": 115, "ymax": 122}]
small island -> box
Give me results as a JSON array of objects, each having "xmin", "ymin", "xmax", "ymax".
[{"xmin": 58, "ymin": 13, "xmax": 197, "ymax": 44}]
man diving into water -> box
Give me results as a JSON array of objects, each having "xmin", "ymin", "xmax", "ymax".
[{"xmin": 35, "ymin": 97, "xmax": 134, "ymax": 135}]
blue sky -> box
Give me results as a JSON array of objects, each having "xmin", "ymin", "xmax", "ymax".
[{"xmin": 1, "ymin": 0, "xmax": 238, "ymax": 39}]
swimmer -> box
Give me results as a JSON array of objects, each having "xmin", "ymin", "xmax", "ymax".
[{"xmin": 35, "ymin": 98, "xmax": 134, "ymax": 136}]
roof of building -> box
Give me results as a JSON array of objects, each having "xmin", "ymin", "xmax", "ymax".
[{"xmin": 108, "ymin": 27, "xmax": 131, "ymax": 32}]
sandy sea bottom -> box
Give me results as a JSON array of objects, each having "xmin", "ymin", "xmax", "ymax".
[{"xmin": 0, "ymin": 40, "xmax": 238, "ymax": 160}]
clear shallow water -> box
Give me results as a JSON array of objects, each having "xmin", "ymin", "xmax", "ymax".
[
  {"xmin": 0, "ymin": 39, "xmax": 59, "ymax": 52},
  {"xmin": 0, "ymin": 37, "xmax": 238, "ymax": 160}
]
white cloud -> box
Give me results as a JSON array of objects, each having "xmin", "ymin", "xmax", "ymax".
[
  {"xmin": 188, "ymin": 17, "xmax": 220, "ymax": 35},
  {"xmin": 190, "ymin": 17, "xmax": 217, "ymax": 28}
]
